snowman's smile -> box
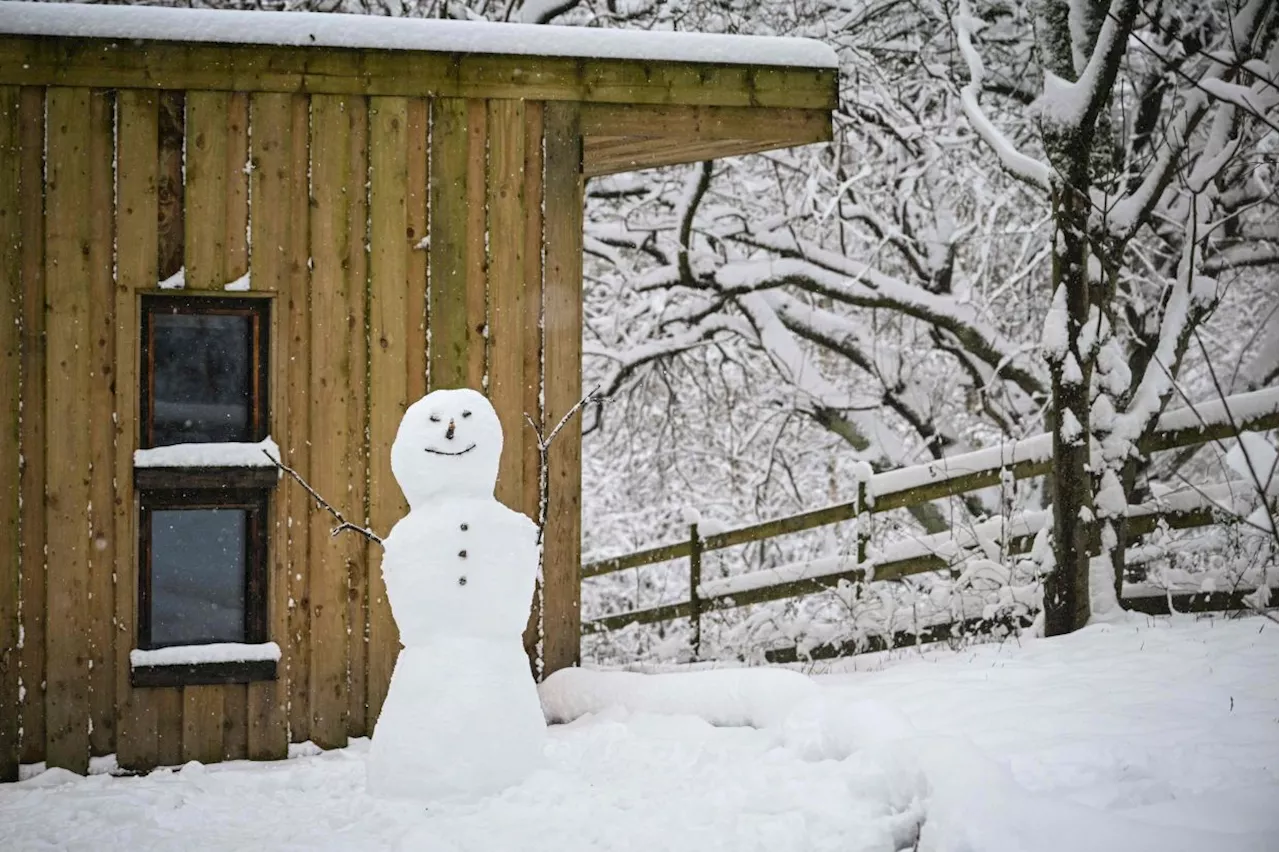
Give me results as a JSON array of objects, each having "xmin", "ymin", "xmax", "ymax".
[{"xmin": 424, "ymin": 443, "xmax": 477, "ymax": 456}]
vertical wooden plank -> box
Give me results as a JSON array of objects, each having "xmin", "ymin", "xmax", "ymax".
[
  {"xmin": 113, "ymin": 89, "xmax": 158, "ymax": 772},
  {"xmin": 407, "ymin": 98, "xmax": 429, "ymax": 405},
  {"xmin": 221, "ymin": 689, "xmax": 249, "ymax": 763},
  {"xmin": 520, "ymin": 102, "xmax": 545, "ymax": 666},
  {"xmin": 156, "ymin": 92, "xmax": 184, "ymax": 282},
  {"xmin": 86, "ymin": 90, "xmax": 116, "ymax": 757},
  {"xmin": 225, "ymin": 92, "xmax": 249, "ymax": 283},
  {"xmin": 154, "ymin": 689, "xmax": 183, "ymax": 767},
  {"xmin": 346, "ymin": 96, "xmax": 370, "ymax": 738},
  {"xmin": 286, "ymin": 93, "xmax": 312, "ymax": 745},
  {"xmin": 247, "ymin": 91, "xmax": 293, "ymax": 761},
  {"xmin": 182, "ymin": 686, "xmax": 222, "ymax": 765},
  {"xmin": 428, "ymin": 98, "xmax": 470, "ymax": 391},
  {"xmin": 367, "ymin": 95, "xmax": 409, "ymax": 728},
  {"xmin": 487, "ymin": 99, "xmax": 527, "ymax": 517},
  {"xmin": 0, "ymin": 86, "xmax": 21, "ymax": 783},
  {"xmin": 18, "ymin": 85, "xmax": 47, "ymax": 767},
  {"xmin": 307, "ymin": 93, "xmax": 353, "ymax": 750},
  {"xmin": 221, "ymin": 91, "xmax": 251, "ymax": 762},
  {"xmin": 43, "ymin": 86, "xmax": 94, "ymax": 773},
  {"xmin": 465, "ymin": 100, "xmax": 488, "ymax": 392},
  {"xmin": 540, "ymin": 102, "xmax": 583, "ymax": 676},
  {"xmin": 184, "ymin": 91, "xmax": 229, "ymax": 291}
]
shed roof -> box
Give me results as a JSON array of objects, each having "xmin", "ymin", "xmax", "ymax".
[
  {"xmin": 0, "ymin": 2, "xmax": 837, "ymax": 68},
  {"xmin": 0, "ymin": 1, "xmax": 838, "ymax": 175}
]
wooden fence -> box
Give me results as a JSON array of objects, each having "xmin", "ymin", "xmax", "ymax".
[{"xmin": 582, "ymin": 390, "xmax": 1279, "ymax": 653}]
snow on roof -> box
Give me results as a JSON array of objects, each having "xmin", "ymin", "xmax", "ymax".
[{"xmin": 0, "ymin": 2, "xmax": 838, "ymax": 69}]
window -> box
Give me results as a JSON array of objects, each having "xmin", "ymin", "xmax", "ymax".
[
  {"xmin": 134, "ymin": 296, "xmax": 275, "ymax": 687},
  {"xmin": 141, "ymin": 297, "xmax": 268, "ymax": 447}
]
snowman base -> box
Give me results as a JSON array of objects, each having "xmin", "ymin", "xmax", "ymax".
[{"xmin": 366, "ymin": 637, "xmax": 547, "ymax": 802}]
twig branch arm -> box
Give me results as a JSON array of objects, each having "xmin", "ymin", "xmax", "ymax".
[
  {"xmin": 526, "ymin": 385, "xmax": 604, "ymax": 546},
  {"xmin": 263, "ymin": 449, "xmax": 384, "ymax": 546}
]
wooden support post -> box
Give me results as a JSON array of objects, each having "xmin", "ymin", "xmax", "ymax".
[
  {"xmin": 540, "ymin": 101, "xmax": 583, "ymax": 676},
  {"xmin": 855, "ymin": 480, "xmax": 867, "ymax": 567},
  {"xmin": 0, "ymin": 85, "xmax": 21, "ymax": 783},
  {"xmin": 689, "ymin": 523, "xmax": 702, "ymax": 659}
]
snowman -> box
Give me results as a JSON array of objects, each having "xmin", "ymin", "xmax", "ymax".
[{"xmin": 366, "ymin": 388, "xmax": 547, "ymax": 802}]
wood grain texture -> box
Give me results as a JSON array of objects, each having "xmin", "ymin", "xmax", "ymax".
[
  {"xmin": 579, "ymin": 104, "xmax": 831, "ymax": 142},
  {"xmin": 465, "ymin": 100, "xmax": 488, "ymax": 392},
  {"xmin": 486, "ymin": 99, "xmax": 526, "ymax": 514},
  {"xmin": 86, "ymin": 89, "xmax": 116, "ymax": 757},
  {"xmin": 406, "ymin": 97, "xmax": 429, "ymax": 407},
  {"xmin": 43, "ymin": 86, "xmax": 95, "ymax": 772},
  {"xmin": 540, "ymin": 102, "xmax": 584, "ymax": 676},
  {"xmin": 156, "ymin": 91, "xmax": 184, "ymax": 283},
  {"xmin": 247, "ymin": 91, "xmax": 293, "ymax": 761},
  {"xmin": 583, "ymin": 137, "xmax": 797, "ymax": 178},
  {"xmin": 184, "ymin": 91, "xmax": 229, "ymax": 291},
  {"xmin": 17, "ymin": 86, "xmax": 46, "ymax": 766},
  {"xmin": 113, "ymin": 89, "xmax": 159, "ymax": 772},
  {"xmin": 225, "ymin": 92, "xmax": 250, "ymax": 283},
  {"xmin": 367, "ymin": 95, "xmax": 409, "ymax": 727},
  {"xmin": 0, "ymin": 85, "xmax": 21, "ymax": 782},
  {"xmin": 154, "ymin": 688, "xmax": 183, "ymax": 767},
  {"xmin": 427, "ymin": 98, "xmax": 470, "ymax": 392},
  {"xmin": 519, "ymin": 102, "xmax": 545, "ymax": 668},
  {"xmin": 181, "ymin": 685, "xmax": 223, "ymax": 764},
  {"xmin": 307, "ymin": 93, "xmax": 354, "ymax": 749},
  {"xmin": 345, "ymin": 95, "xmax": 370, "ymax": 739},
  {"xmin": 285, "ymin": 93, "xmax": 312, "ymax": 745},
  {"xmin": 221, "ymin": 685, "xmax": 249, "ymax": 761},
  {"xmin": 0, "ymin": 37, "xmax": 840, "ymax": 111}
]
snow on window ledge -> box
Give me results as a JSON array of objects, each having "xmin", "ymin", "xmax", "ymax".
[
  {"xmin": 133, "ymin": 437, "xmax": 281, "ymax": 469},
  {"xmin": 130, "ymin": 641, "xmax": 282, "ymax": 669}
]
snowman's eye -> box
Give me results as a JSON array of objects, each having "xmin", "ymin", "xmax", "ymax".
[
  {"xmin": 428, "ymin": 415, "xmax": 440, "ymax": 422},
  {"xmin": 461, "ymin": 410, "xmax": 472, "ymax": 418}
]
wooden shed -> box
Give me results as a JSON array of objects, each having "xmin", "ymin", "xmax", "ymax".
[{"xmin": 0, "ymin": 2, "xmax": 837, "ymax": 777}]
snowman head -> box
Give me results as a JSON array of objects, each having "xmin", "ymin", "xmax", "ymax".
[{"xmin": 391, "ymin": 388, "xmax": 503, "ymax": 508}]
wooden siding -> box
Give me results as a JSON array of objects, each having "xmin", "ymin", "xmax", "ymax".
[
  {"xmin": 0, "ymin": 37, "xmax": 838, "ymax": 113},
  {"xmin": 0, "ymin": 86, "xmax": 21, "ymax": 783},
  {"xmin": 2, "ymin": 86, "xmax": 590, "ymax": 770}
]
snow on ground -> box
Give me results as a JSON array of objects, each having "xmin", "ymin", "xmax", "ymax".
[{"xmin": 2, "ymin": 616, "xmax": 1275, "ymax": 851}]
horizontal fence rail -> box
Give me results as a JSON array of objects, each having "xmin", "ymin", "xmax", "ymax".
[{"xmin": 582, "ymin": 390, "xmax": 1279, "ymax": 649}]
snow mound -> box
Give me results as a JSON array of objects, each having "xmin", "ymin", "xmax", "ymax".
[{"xmin": 539, "ymin": 666, "xmax": 819, "ymax": 728}]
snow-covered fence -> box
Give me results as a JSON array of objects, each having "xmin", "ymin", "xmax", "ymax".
[{"xmin": 583, "ymin": 390, "xmax": 1278, "ymax": 653}]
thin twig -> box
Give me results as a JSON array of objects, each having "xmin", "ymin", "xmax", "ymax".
[
  {"xmin": 526, "ymin": 385, "xmax": 605, "ymax": 546},
  {"xmin": 263, "ymin": 449, "xmax": 384, "ymax": 546}
]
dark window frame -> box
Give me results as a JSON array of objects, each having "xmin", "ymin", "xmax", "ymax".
[
  {"xmin": 134, "ymin": 295, "xmax": 276, "ymax": 688},
  {"xmin": 136, "ymin": 487, "xmax": 269, "ymax": 652},
  {"xmin": 139, "ymin": 295, "xmax": 270, "ymax": 450}
]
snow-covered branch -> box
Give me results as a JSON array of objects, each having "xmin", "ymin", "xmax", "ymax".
[{"xmin": 953, "ymin": 2, "xmax": 1052, "ymax": 189}]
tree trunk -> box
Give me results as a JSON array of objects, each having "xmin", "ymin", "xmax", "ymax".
[{"xmin": 1044, "ymin": 188, "xmax": 1095, "ymax": 636}]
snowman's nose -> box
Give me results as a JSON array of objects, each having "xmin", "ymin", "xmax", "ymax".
[{"xmin": 446, "ymin": 419, "xmax": 456, "ymax": 440}]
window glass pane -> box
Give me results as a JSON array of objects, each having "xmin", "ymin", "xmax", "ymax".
[
  {"xmin": 152, "ymin": 312, "xmax": 252, "ymax": 445},
  {"xmin": 150, "ymin": 508, "xmax": 246, "ymax": 646}
]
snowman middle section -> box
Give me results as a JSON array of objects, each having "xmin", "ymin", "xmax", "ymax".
[{"xmin": 368, "ymin": 496, "xmax": 546, "ymax": 801}]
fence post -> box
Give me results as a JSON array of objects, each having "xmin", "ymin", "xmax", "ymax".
[
  {"xmin": 855, "ymin": 479, "xmax": 867, "ymax": 567},
  {"xmin": 689, "ymin": 522, "xmax": 702, "ymax": 658}
]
